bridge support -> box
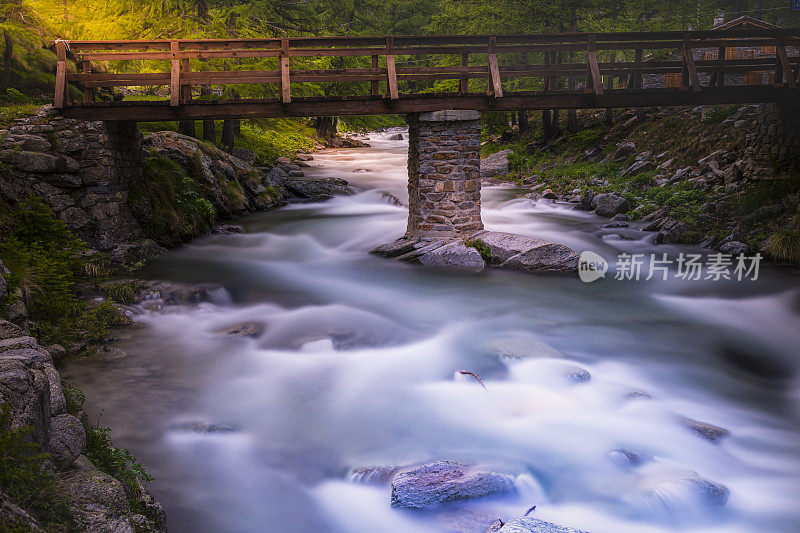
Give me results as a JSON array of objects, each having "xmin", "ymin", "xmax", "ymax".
[{"xmin": 406, "ymin": 110, "xmax": 483, "ymax": 239}]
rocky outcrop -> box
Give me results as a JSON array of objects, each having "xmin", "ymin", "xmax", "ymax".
[
  {"xmin": 0, "ymin": 108, "xmax": 293, "ymax": 263},
  {"xmin": 0, "ymin": 316, "xmax": 165, "ymax": 531},
  {"xmin": 390, "ymin": 461, "xmax": 515, "ymax": 509},
  {"xmin": 372, "ymin": 231, "xmax": 579, "ymax": 274}
]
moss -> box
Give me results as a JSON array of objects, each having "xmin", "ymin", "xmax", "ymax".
[
  {"xmin": 464, "ymin": 238, "xmax": 492, "ymax": 264},
  {"xmin": 0, "ymin": 405, "xmax": 76, "ymax": 530},
  {"xmin": 130, "ymin": 154, "xmax": 217, "ymax": 246}
]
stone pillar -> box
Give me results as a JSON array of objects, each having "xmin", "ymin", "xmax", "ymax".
[{"xmin": 406, "ymin": 110, "xmax": 483, "ymax": 239}]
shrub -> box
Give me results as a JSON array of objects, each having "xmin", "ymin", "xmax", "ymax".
[
  {"xmin": 764, "ymin": 227, "xmax": 800, "ymax": 266},
  {"xmin": 0, "ymin": 405, "xmax": 76, "ymax": 530}
]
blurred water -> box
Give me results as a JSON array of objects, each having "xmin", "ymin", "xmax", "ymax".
[{"xmin": 61, "ymin": 129, "xmax": 800, "ymax": 533}]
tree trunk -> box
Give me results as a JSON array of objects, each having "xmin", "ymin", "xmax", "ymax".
[
  {"xmin": 1, "ymin": 31, "xmax": 12, "ymax": 93},
  {"xmin": 200, "ymin": 86, "xmax": 215, "ymax": 142},
  {"xmin": 519, "ymin": 110, "xmax": 529, "ymax": 133},
  {"xmin": 510, "ymin": 112, "xmax": 517, "ymax": 127},
  {"xmin": 178, "ymin": 120, "xmax": 194, "ymax": 138},
  {"xmin": 221, "ymin": 119, "xmax": 235, "ymax": 151},
  {"xmin": 541, "ymin": 110, "xmax": 552, "ymax": 142},
  {"xmin": 314, "ymin": 116, "xmax": 338, "ymax": 140},
  {"xmin": 551, "ymin": 109, "xmax": 562, "ymax": 139}
]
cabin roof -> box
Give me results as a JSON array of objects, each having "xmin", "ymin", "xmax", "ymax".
[{"xmin": 713, "ymin": 15, "xmax": 782, "ymax": 31}]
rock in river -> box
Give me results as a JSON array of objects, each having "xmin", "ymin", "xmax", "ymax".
[
  {"xmin": 481, "ymin": 149, "xmax": 512, "ymax": 179},
  {"xmin": 390, "ymin": 461, "xmax": 515, "ymax": 509},
  {"xmin": 284, "ymin": 176, "xmax": 356, "ymax": 201},
  {"xmin": 497, "ymin": 517, "xmax": 589, "ymax": 533}
]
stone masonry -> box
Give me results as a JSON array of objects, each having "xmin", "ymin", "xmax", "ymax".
[
  {"xmin": 750, "ymin": 102, "xmax": 800, "ymax": 159},
  {"xmin": 406, "ymin": 110, "xmax": 483, "ymax": 238}
]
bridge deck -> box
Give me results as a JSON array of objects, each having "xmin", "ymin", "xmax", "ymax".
[{"xmin": 54, "ymin": 30, "xmax": 800, "ymax": 121}]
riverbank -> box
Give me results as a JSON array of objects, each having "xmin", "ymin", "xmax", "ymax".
[
  {"xmin": 481, "ymin": 103, "xmax": 800, "ymax": 265},
  {"xmin": 0, "ymin": 106, "xmax": 367, "ymax": 530}
]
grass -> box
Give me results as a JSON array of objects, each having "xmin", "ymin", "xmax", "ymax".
[{"xmin": 464, "ymin": 238, "xmax": 492, "ymax": 264}]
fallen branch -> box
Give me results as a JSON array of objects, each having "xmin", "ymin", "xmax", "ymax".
[{"xmin": 458, "ymin": 370, "xmax": 487, "ymax": 390}]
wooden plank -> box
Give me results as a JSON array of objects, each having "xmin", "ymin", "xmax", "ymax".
[
  {"xmin": 587, "ymin": 35, "xmax": 603, "ymax": 95},
  {"xmin": 682, "ymin": 35, "xmax": 701, "ymax": 91},
  {"xmin": 170, "ymin": 41, "xmax": 180, "ymax": 107},
  {"xmin": 386, "ymin": 37, "xmax": 399, "ymax": 100},
  {"xmin": 54, "ymin": 40, "xmax": 68, "ymax": 109},
  {"xmin": 460, "ymin": 53, "xmax": 469, "ymax": 93},
  {"xmin": 371, "ymin": 55, "xmax": 379, "ymax": 95},
  {"xmin": 80, "ymin": 51, "xmax": 171, "ymax": 61},
  {"xmin": 280, "ymin": 38, "xmax": 291, "ymax": 104},
  {"xmin": 776, "ymin": 41, "xmax": 797, "ymax": 89},
  {"xmin": 487, "ymin": 37, "xmax": 503, "ymax": 97},
  {"xmin": 60, "ymin": 85, "xmax": 795, "ymax": 122}
]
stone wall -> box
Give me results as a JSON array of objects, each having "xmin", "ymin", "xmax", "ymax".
[
  {"xmin": 749, "ymin": 102, "xmax": 800, "ymax": 159},
  {"xmin": 0, "ymin": 107, "xmax": 150, "ymax": 262},
  {"xmin": 406, "ymin": 110, "xmax": 483, "ymax": 239}
]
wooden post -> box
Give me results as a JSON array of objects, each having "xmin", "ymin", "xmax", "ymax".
[
  {"xmin": 460, "ymin": 53, "xmax": 469, "ymax": 94},
  {"xmin": 385, "ymin": 37, "xmax": 398, "ymax": 100},
  {"xmin": 54, "ymin": 40, "xmax": 68, "ymax": 109},
  {"xmin": 715, "ymin": 46, "xmax": 725, "ymax": 86},
  {"xmin": 81, "ymin": 60, "xmax": 96, "ymax": 102},
  {"xmin": 280, "ymin": 38, "xmax": 291, "ymax": 104},
  {"xmin": 681, "ymin": 34, "xmax": 700, "ymax": 91},
  {"xmin": 371, "ymin": 55, "xmax": 379, "ymax": 96},
  {"xmin": 633, "ymin": 48, "xmax": 643, "ymax": 89},
  {"xmin": 180, "ymin": 58, "xmax": 191, "ymax": 103},
  {"xmin": 587, "ymin": 34, "xmax": 603, "ymax": 95},
  {"xmin": 776, "ymin": 37, "xmax": 797, "ymax": 89},
  {"xmin": 487, "ymin": 36, "xmax": 503, "ymax": 97},
  {"xmin": 170, "ymin": 41, "xmax": 180, "ymax": 107}
]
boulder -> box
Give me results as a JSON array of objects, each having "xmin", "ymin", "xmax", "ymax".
[
  {"xmin": 657, "ymin": 221, "xmax": 690, "ymax": 244},
  {"xmin": 474, "ymin": 231, "xmax": 579, "ymax": 272},
  {"xmin": 541, "ymin": 189, "xmax": 557, "ymax": 199},
  {"xmin": 481, "ymin": 149, "xmax": 512, "ymax": 178},
  {"xmin": 483, "ymin": 335, "xmax": 564, "ymax": 360},
  {"xmin": 2, "ymin": 133, "xmax": 52, "ymax": 152},
  {"xmin": 592, "ymin": 193, "xmax": 630, "ymax": 218},
  {"xmin": 388, "ymin": 133, "xmax": 404, "ymax": 140},
  {"xmin": 621, "ymin": 159, "xmax": 655, "ymax": 177},
  {"xmin": 58, "ymin": 455, "xmax": 133, "ymax": 530},
  {"xmin": 218, "ymin": 322, "xmax": 262, "ymax": 337},
  {"xmin": 612, "ymin": 142, "xmax": 637, "ymax": 160},
  {"xmin": 574, "ymin": 190, "xmax": 594, "ymax": 211},
  {"xmin": 683, "ymin": 418, "xmax": 730, "ymax": 443},
  {"xmin": 390, "ymin": 461, "xmax": 515, "ymax": 509},
  {"xmin": 43, "ymin": 363, "xmax": 66, "ymax": 416},
  {"xmin": 0, "ymin": 150, "xmax": 80, "ymax": 174},
  {"xmin": 284, "ymin": 176, "xmax": 355, "ymax": 201},
  {"xmin": 418, "ymin": 242, "xmax": 486, "ymax": 272},
  {"xmin": 497, "ymin": 517, "xmax": 589, "ymax": 533},
  {"xmin": 719, "ymin": 241, "xmax": 749, "ymax": 255},
  {"xmin": 48, "ymin": 414, "xmax": 86, "ymax": 470}
]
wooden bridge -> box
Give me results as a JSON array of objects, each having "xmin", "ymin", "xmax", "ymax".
[{"xmin": 55, "ymin": 29, "xmax": 800, "ymax": 122}]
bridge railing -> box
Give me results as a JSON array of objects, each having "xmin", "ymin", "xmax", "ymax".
[{"xmin": 54, "ymin": 29, "xmax": 800, "ymax": 110}]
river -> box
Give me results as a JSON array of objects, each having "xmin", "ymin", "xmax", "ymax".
[{"xmin": 61, "ymin": 130, "xmax": 800, "ymax": 533}]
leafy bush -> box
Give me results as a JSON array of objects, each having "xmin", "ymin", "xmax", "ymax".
[
  {"xmin": 85, "ymin": 424, "xmax": 154, "ymax": 508},
  {"xmin": 0, "ymin": 405, "xmax": 76, "ymax": 530}
]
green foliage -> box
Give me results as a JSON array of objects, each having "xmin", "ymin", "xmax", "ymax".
[
  {"xmin": 0, "ymin": 404, "xmax": 76, "ymax": 530},
  {"xmin": 702, "ymin": 104, "xmax": 738, "ymax": 125},
  {"xmin": 464, "ymin": 238, "xmax": 491, "ymax": 264},
  {"xmin": 235, "ymin": 119, "xmax": 316, "ymax": 165},
  {"xmin": 0, "ymin": 197, "xmax": 126, "ymax": 349},
  {"xmin": 85, "ymin": 424, "xmax": 153, "ymax": 507},
  {"xmin": 339, "ymin": 115, "xmax": 405, "ymax": 132},
  {"xmin": 62, "ymin": 380, "xmax": 86, "ymax": 416},
  {"xmin": 131, "ymin": 154, "xmax": 217, "ymax": 245}
]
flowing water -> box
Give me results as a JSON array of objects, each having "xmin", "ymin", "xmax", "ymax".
[{"xmin": 62, "ymin": 130, "xmax": 800, "ymax": 533}]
